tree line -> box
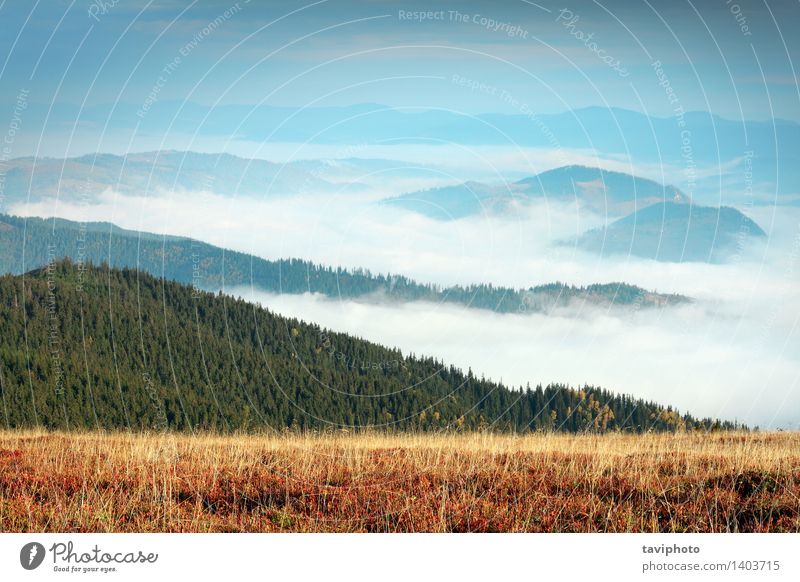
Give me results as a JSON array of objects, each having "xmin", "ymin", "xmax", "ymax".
[
  {"xmin": 0, "ymin": 259, "xmax": 738, "ymax": 433},
  {"xmin": 0, "ymin": 213, "xmax": 688, "ymax": 316}
]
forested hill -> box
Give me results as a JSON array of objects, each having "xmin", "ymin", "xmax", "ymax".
[
  {"xmin": 0, "ymin": 214, "xmax": 688, "ymax": 313},
  {"xmin": 0, "ymin": 260, "xmax": 737, "ymax": 432}
]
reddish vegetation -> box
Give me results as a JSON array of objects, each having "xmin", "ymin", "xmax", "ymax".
[{"xmin": 0, "ymin": 431, "xmax": 798, "ymax": 532}]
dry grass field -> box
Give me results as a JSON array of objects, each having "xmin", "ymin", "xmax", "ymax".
[{"xmin": 0, "ymin": 430, "xmax": 798, "ymax": 532}]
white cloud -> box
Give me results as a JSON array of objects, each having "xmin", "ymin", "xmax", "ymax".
[{"xmin": 235, "ymin": 288, "xmax": 799, "ymax": 430}]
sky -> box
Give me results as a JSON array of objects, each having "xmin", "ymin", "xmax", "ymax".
[{"xmin": 1, "ymin": 0, "xmax": 799, "ymax": 159}]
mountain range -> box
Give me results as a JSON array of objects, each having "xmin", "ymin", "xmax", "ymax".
[
  {"xmin": 0, "ymin": 213, "xmax": 689, "ymax": 313},
  {"xmin": 1, "ymin": 151, "xmax": 338, "ymax": 203},
  {"xmin": 28, "ymin": 102, "xmax": 800, "ymax": 171},
  {"xmin": 387, "ymin": 165, "xmax": 766, "ymax": 262},
  {"xmin": 386, "ymin": 165, "xmax": 688, "ymax": 219},
  {"xmin": 575, "ymin": 202, "xmax": 767, "ymax": 263},
  {"xmin": 0, "ymin": 151, "xmax": 459, "ymax": 206}
]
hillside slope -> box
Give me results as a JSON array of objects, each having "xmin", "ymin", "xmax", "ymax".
[
  {"xmin": 576, "ymin": 202, "xmax": 767, "ymax": 262},
  {"xmin": 0, "ymin": 261, "xmax": 733, "ymax": 432},
  {"xmin": 517, "ymin": 165, "xmax": 687, "ymax": 215},
  {"xmin": 0, "ymin": 213, "xmax": 689, "ymax": 312}
]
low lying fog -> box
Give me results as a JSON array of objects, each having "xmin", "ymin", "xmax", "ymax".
[
  {"xmin": 234, "ymin": 288, "xmax": 799, "ymax": 430},
  {"xmin": 11, "ymin": 165, "xmax": 800, "ymax": 429}
]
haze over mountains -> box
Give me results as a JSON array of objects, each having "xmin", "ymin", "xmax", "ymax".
[
  {"xmin": 0, "ymin": 213, "xmax": 687, "ymax": 314},
  {"xmin": 19, "ymin": 104, "xmax": 800, "ymax": 211},
  {"xmin": 576, "ymin": 202, "xmax": 767, "ymax": 263},
  {"xmin": 387, "ymin": 165, "xmax": 689, "ymax": 219},
  {"xmin": 2, "ymin": 151, "xmax": 366, "ymax": 202},
  {"xmin": 29, "ymin": 102, "xmax": 800, "ymax": 168},
  {"xmin": 0, "ymin": 0, "xmax": 796, "ymax": 437},
  {"xmin": 387, "ymin": 165, "xmax": 765, "ymax": 263},
  {"xmin": 2, "ymin": 147, "xmax": 796, "ymax": 429},
  {"xmin": 5, "ymin": 153, "xmax": 769, "ymax": 265}
]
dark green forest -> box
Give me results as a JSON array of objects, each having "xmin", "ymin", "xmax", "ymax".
[
  {"xmin": 0, "ymin": 214, "xmax": 688, "ymax": 314},
  {"xmin": 0, "ymin": 259, "xmax": 736, "ymax": 432}
]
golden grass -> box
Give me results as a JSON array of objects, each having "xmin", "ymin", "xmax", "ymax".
[{"xmin": 1, "ymin": 430, "xmax": 798, "ymax": 532}]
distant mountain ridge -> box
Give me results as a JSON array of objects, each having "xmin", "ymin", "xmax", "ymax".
[
  {"xmin": 1, "ymin": 152, "xmax": 451, "ymax": 205},
  {"xmin": 1, "ymin": 151, "xmax": 341, "ymax": 203},
  {"xmin": 27, "ymin": 102, "xmax": 799, "ymax": 168},
  {"xmin": 575, "ymin": 202, "xmax": 767, "ymax": 263},
  {"xmin": 387, "ymin": 165, "xmax": 767, "ymax": 263},
  {"xmin": 517, "ymin": 166, "xmax": 688, "ymax": 214},
  {"xmin": 0, "ymin": 213, "xmax": 689, "ymax": 313},
  {"xmin": 385, "ymin": 165, "xmax": 688, "ymax": 219}
]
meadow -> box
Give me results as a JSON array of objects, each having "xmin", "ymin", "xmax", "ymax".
[{"xmin": 0, "ymin": 430, "xmax": 797, "ymax": 533}]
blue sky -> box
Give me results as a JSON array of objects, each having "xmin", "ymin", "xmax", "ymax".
[{"xmin": 0, "ymin": 0, "xmax": 798, "ymax": 157}]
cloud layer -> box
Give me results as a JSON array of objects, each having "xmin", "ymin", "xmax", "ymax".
[{"xmin": 12, "ymin": 180, "xmax": 799, "ymax": 429}]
